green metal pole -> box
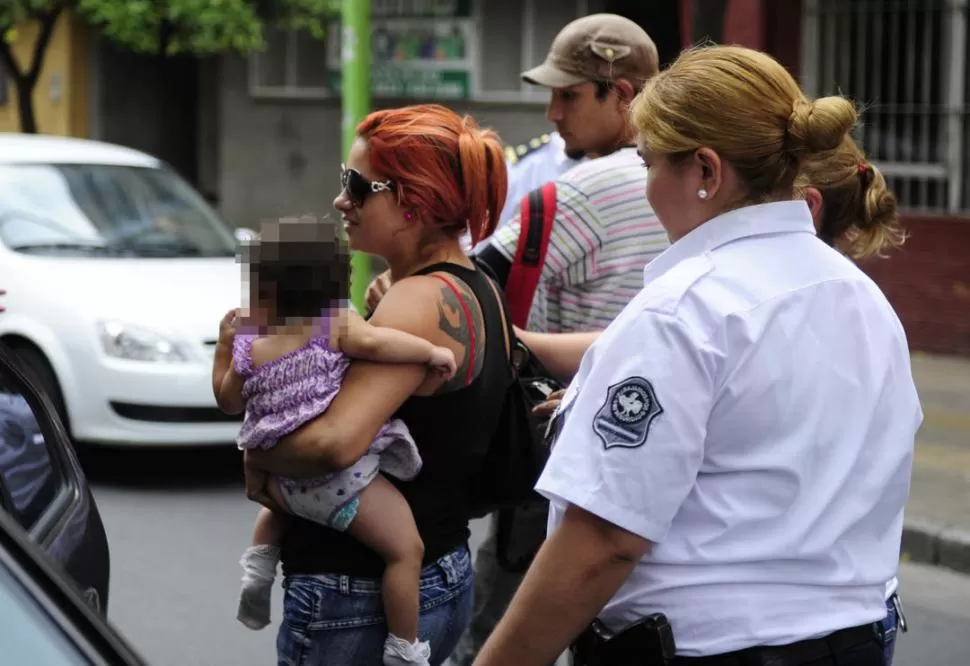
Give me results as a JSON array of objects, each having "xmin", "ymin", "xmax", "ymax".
[{"xmin": 343, "ymin": 0, "xmax": 371, "ymax": 313}]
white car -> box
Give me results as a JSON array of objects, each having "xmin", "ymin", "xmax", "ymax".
[{"xmin": 0, "ymin": 133, "xmax": 247, "ymax": 447}]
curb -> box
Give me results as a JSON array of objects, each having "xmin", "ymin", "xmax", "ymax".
[{"xmin": 901, "ymin": 518, "xmax": 970, "ymax": 576}]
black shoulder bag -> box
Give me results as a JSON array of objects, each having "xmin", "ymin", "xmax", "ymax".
[{"xmin": 470, "ymin": 187, "xmax": 565, "ymax": 571}]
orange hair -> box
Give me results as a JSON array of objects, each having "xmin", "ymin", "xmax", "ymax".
[{"xmin": 356, "ymin": 104, "xmax": 507, "ymax": 245}]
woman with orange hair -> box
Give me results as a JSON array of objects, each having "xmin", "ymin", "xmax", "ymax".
[{"xmin": 245, "ymin": 104, "xmax": 514, "ymax": 665}]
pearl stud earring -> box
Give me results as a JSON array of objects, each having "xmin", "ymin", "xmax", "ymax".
[{"xmin": 698, "ymin": 189, "xmax": 708, "ymax": 200}]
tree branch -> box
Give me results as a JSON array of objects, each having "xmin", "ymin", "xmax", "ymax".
[
  {"xmin": 26, "ymin": 7, "xmax": 64, "ymax": 85},
  {"xmin": 0, "ymin": 33, "xmax": 24, "ymax": 81},
  {"xmin": 158, "ymin": 18, "xmax": 174, "ymax": 56}
]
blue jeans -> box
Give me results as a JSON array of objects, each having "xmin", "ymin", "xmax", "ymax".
[
  {"xmin": 880, "ymin": 594, "xmax": 901, "ymax": 666},
  {"xmin": 276, "ymin": 544, "xmax": 474, "ymax": 666}
]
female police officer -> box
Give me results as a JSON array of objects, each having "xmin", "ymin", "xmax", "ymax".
[{"xmin": 472, "ymin": 45, "xmax": 921, "ymax": 666}]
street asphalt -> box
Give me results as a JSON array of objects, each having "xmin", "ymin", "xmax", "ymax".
[{"xmin": 84, "ymin": 445, "xmax": 970, "ymax": 666}]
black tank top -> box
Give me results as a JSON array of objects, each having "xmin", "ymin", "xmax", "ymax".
[{"xmin": 279, "ymin": 262, "xmax": 511, "ymax": 576}]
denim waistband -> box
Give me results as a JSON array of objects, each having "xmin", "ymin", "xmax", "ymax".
[{"xmin": 286, "ymin": 544, "xmax": 471, "ymax": 596}]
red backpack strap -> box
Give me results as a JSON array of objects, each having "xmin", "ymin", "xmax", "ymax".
[{"xmin": 506, "ymin": 182, "xmax": 556, "ymax": 329}]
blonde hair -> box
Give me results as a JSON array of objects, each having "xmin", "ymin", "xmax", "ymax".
[
  {"xmin": 794, "ymin": 136, "xmax": 907, "ymax": 260},
  {"xmin": 630, "ymin": 45, "xmax": 858, "ymax": 203}
]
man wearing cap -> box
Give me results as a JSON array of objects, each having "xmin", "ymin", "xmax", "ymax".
[
  {"xmin": 451, "ymin": 14, "xmax": 670, "ymax": 666},
  {"xmin": 473, "ymin": 12, "xmax": 667, "ymax": 335}
]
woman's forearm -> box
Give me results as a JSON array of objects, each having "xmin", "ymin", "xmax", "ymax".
[
  {"xmin": 472, "ymin": 505, "xmax": 649, "ymax": 666},
  {"xmin": 245, "ymin": 422, "xmax": 346, "ymax": 478},
  {"xmin": 516, "ymin": 328, "xmax": 602, "ymax": 384}
]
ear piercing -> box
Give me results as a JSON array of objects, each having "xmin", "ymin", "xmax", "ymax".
[{"xmin": 698, "ymin": 189, "xmax": 708, "ymax": 200}]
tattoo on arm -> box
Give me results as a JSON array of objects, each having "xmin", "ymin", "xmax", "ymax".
[{"xmin": 435, "ymin": 279, "xmax": 486, "ymax": 392}]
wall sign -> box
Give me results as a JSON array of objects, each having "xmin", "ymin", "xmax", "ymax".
[{"xmin": 325, "ymin": 0, "xmax": 474, "ymax": 99}]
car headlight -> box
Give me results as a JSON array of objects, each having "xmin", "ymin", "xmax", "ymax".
[{"xmin": 97, "ymin": 321, "xmax": 191, "ymax": 363}]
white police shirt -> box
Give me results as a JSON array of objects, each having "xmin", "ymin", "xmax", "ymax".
[
  {"xmin": 536, "ymin": 201, "xmax": 922, "ymax": 657},
  {"xmin": 461, "ymin": 131, "xmax": 584, "ymax": 252},
  {"xmin": 497, "ymin": 131, "xmax": 584, "ymax": 229}
]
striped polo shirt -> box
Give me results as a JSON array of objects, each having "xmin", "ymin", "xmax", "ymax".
[{"xmin": 483, "ymin": 147, "xmax": 668, "ymax": 332}]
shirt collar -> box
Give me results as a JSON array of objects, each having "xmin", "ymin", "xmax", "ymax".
[{"xmin": 643, "ymin": 200, "xmax": 817, "ymax": 284}]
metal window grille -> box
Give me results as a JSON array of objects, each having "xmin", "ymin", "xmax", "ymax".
[{"xmin": 801, "ymin": 0, "xmax": 969, "ymax": 213}]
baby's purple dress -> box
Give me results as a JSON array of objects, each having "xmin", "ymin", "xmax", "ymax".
[{"xmin": 232, "ymin": 332, "xmax": 421, "ymax": 528}]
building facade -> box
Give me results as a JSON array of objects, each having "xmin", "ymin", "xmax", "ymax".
[
  {"xmin": 212, "ymin": 0, "xmax": 681, "ymax": 232},
  {"xmin": 3, "ymin": 1, "xmax": 967, "ymax": 356},
  {"xmin": 677, "ymin": 0, "xmax": 970, "ymax": 357},
  {"xmin": 0, "ymin": 12, "xmax": 90, "ymax": 138}
]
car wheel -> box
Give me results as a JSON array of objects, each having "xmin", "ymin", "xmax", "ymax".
[{"xmin": 8, "ymin": 343, "xmax": 71, "ymax": 433}]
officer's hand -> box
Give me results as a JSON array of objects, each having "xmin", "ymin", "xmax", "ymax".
[
  {"xmin": 365, "ymin": 270, "xmax": 392, "ymax": 312},
  {"xmin": 533, "ymin": 388, "xmax": 566, "ymax": 417}
]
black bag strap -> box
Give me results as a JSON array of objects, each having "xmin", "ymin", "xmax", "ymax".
[{"xmin": 480, "ymin": 267, "xmax": 515, "ymax": 367}]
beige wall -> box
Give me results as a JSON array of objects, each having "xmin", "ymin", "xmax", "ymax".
[
  {"xmin": 0, "ymin": 13, "xmax": 89, "ymax": 136},
  {"xmin": 215, "ymin": 0, "xmax": 557, "ymax": 229}
]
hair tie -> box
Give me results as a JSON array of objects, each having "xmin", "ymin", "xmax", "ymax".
[{"xmin": 858, "ymin": 161, "xmax": 872, "ymax": 190}]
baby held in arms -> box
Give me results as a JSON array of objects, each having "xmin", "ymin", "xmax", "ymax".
[{"xmin": 211, "ymin": 216, "xmax": 455, "ymax": 666}]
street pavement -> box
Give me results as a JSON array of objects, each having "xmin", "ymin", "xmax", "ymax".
[
  {"xmin": 85, "ymin": 446, "xmax": 970, "ymax": 666},
  {"xmin": 903, "ymin": 353, "xmax": 970, "ymax": 574}
]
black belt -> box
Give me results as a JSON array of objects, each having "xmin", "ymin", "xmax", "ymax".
[{"xmin": 670, "ymin": 622, "xmax": 881, "ymax": 666}]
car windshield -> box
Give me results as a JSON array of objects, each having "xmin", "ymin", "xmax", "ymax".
[{"xmin": 0, "ymin": 163, "xmax": 236, "ymax": 258}]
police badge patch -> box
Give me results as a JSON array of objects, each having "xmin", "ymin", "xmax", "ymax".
[{"xmin": 593, "ymin": 376, "xmax": 663, "ymax": 449}]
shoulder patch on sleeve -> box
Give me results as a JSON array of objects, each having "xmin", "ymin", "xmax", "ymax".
[
  {"xmin": 504, "ymin": 133, "xmax": 554, "ymax": 167},
  {"xmin": 505, "ymin": 145, "xmax": 519, "ymax": 165},
  {"xmin": 593, "ymin": 376, "xmax": 663, "ymax": 450}
]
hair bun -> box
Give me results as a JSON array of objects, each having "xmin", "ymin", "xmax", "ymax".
[{"xmin": 787, "ymin": 96, "xmax": 858, "ymax": 154}]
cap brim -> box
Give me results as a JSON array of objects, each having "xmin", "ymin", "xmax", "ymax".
[{"xmin": 521, "ymin": 62, "xmax": 587, "ymax": 88}]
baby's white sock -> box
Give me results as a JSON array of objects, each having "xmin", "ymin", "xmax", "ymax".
[
  {"xmin": 382, "ymin": 634, "xmax": 431, "ymax": 666},
  {"xmin": 237, "ymin": 545, "xmax": 280, "ymax": 631}
]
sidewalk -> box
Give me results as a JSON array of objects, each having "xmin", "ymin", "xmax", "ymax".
[{"xmin": 902, "ymin": 352, "xmax": 970, "ymax": 575}]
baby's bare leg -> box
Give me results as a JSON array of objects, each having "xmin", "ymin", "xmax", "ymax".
[
  {"xmin": 348, "ymin": 474, "xmax": 424, "ymax": 642},
  {"xmin": 252, "ymin": 504, "xmax": 288, "ymax": 546}
]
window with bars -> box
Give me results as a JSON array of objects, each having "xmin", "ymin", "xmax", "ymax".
[
  {"xmin": 248, "ymin": 0, "xmax": 586, "ymax": 102},
  {"xmin": 475, "ymin": 0, "xmax": 588, "ymax": 102},
  {"xmin": 801, "ymin": 0, "xmax": 969, "ymax": 213},
  {"xmin": 248, "ymin": 25, "xmax": 332, "ymax": 97}
]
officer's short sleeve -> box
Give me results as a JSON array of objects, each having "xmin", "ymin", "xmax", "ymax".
[
  {"xmin": 497, "ymin": 167, "xmax": 526, "ymax": 228},
  {"xmin": 535, "ymin": 309, "xmax": 717, "ymax": 543}
]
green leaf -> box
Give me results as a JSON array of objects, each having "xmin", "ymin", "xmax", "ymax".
[{"xmin": 67, "ymin": 0, "xmax": 338, "ymax": 56}]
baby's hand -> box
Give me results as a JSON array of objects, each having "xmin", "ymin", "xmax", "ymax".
[
  {"xmin": 428, "ymin": 345, "xmax": 457, "ymax": 380},
  {"xmin": 218, "ymin": 308, "xmax": 239, "ymax": 347}
]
